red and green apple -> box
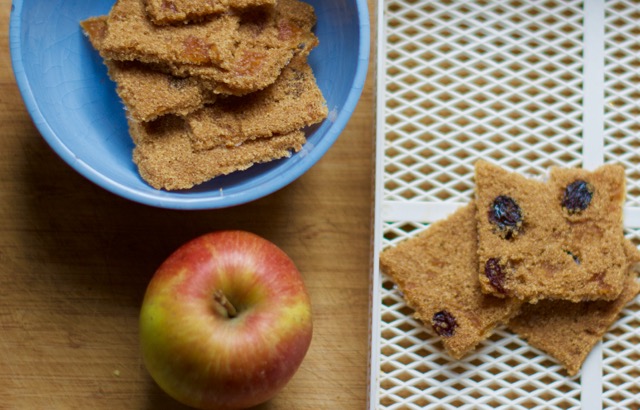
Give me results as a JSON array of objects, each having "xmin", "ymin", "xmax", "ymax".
[{"xmin": 139, "ymin": 230, "xmax": 313, "ymax": 410}]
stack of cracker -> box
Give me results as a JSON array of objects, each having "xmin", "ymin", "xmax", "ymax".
[
  {"xmin": 80, "ymin": 0, "xmax": 327, "ymax": 190},
  {"xmin": 380, "ymin": 160, "xmax": 640, "ymax": 376}
]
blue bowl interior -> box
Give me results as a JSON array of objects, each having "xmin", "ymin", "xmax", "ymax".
[{"xmin": 10, "ymin": 0, "xmax": 369, "ymax": 209}]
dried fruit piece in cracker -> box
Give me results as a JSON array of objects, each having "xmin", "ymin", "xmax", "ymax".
[
  {"xmin": 100, "ymin": 0, "xmax": 318, "ymax": 94},
  {"xmin": 475, "ymin": 160, "xmax": 627, "ymax": 303},
  {"xmin": 81, "ymin": 16, "xmax": 217, "ymax": 122},
  {"xmin": 379, "ymin": 203, "xmax": 522, "ymax": 359}
]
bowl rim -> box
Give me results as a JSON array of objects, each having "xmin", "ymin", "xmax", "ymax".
[{"xmin": 9, "ymin": 0, "xmax": 371, "ymax": 210}]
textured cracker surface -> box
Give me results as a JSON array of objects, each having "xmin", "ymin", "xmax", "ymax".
[
  {"xmin": 379, "ymin": 203, "xmax": 522, "ymax": 360},
  {"xmin": 475, "ymin": 160, "xmax": 627, "ymax": 302},
  {"xmin": 81, "ymin": 1, "xmax": 321, "ymax": 190},
  {"xmin": 107, "ymin": 61, "xmax": 218, "ymax": 122},
  {"xmin": 508, "ymin": 240, "xmax": 640, "ymax": 376},
  {"xmin": 185, "ymin": 55, "xmax": 327, "ymax": 149},
  {"xmin": 130, "ymin": 115, "xmax": 305, "ymax": 190},
  {"xmin": 145, "ymin": 0, "xmax": 276, "ymax": 25},
  {"xmin": 101, "ymin": 0, "xmax": 318, "ymax": 93},
  {"xmin": 82, "ymin": 16, "xmax": 217, "ymax": 121}
]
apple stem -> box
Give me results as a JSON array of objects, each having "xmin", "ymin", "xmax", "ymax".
[{"xmin": 213, "ymin": 290, "xmax": 238, "ymax": 318}]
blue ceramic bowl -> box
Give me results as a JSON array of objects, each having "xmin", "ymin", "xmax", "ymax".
[{"xmin": 9, "ymin": 0, "xmax": 369, "ymax": 209}]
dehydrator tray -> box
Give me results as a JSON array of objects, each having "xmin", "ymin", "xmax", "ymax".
[{"xmin": 370, "ymin": 0, "xmax": 640, "ymax": 408}]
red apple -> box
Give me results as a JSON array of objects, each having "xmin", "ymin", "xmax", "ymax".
[{"xmin": 139, "ymin": 230, "xmax": 313, "ymax": 410}]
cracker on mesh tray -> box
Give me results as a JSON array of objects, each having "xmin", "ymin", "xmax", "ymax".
[
  {"xmin": 379, "ymin": 203, "xmax": 523, "ymax": 360},
  {"xmin": 508, "ymin": 239, "xmax": 640, "ymax": 376},
  {"xmin": 475, "ymin": 160, "xmax": 628, "ymax": 303}
]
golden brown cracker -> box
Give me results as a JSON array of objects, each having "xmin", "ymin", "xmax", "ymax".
[
  {"xmin": 144, "ymin": 0, "xmax": 276, "ymax": 25},
  {"xmin": 379, "ymin": 204, "xmax": 522, "ymax": 360},
  {"xmin": 80, "ymin": 16, "xmax": 109, "ymax": 49},
  {"xmin": 101, "ymin": 0, "xmax": 318, "ymax": 94},
  {"xmin": 108, "ymin": 61, "xmax": 218, "ymax": 122},
  {"xmin": 508, "ymin": 240, "xmax": 640, "ymax": 376},
  {"xmin": 185, "ymin": 55, "xmax": 327, "ymax": 150},
  {"xmin": 81, "ymin": 16, "xmax": 217, "ymax": 121},
  {"xmin": 129, "ymin": 115, "xmax": 306, "ymax": 190},
  {"xmin": 475, "ymin": 160, "xmax": 627, "ymax": 303}
]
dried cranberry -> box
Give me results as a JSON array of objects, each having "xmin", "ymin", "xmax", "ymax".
[
  {"xmin": 484, "ymin": 258, "xmax": 507, "ymax": 294},
  {"xmin": 488, "ymin": 195, "xmax": 523, "ymax": 239},
  {"xmin": 562, "ymin": 180, "xmax": 594, "ymax": 214},
  {"xmin": 432, "ymin": 310, "xmax": 458, "ymax": 337}
]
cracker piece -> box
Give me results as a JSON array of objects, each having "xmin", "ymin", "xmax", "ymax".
[
  {"xmin": 129, "ymin": 115, "xmax": 306, "ymax": 190},
  {"xmin": 185, "ymin": 55, "xmax": 327, "ymax": 150},
  {"xmin": 106, "ymin": 61, "xmax": 218, "ymax": 122},
  {"xmin": 100, "ymin": 0, "xmax": 318, "ymax": 94},
  {"xmin": 379, "ymin": 204, "xmax": 523, "ymax": 360},
  {"xmin": 80, "ymin": 16, "xmax": 109, "ymax": 49},
  {"xmin": 81, "ymin": 16, "xmax": 217, "ymax": 121},
  {"xmin": 144, "ymin": 0, "xmax": 276, "ymax": 25},
  {"xmin": 508, "ymin": 240, "xmax": 640, "ymax": 376},
  {"xmin": 475, "ymin": 160, "xmax": 627, "ymax": 302}
]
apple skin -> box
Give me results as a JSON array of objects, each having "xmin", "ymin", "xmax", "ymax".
[{"xmin": 139, "ymin": 230, "xmax": 313, "ymax": 410}]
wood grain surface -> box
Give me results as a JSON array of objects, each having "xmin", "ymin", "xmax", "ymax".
[{"xmin": 0, "ymin": 1, "xmax": 376, "ymax": 408}]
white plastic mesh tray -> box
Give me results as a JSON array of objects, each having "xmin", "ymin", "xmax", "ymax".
[{"xmin": 370, "ymin": 0, "xmax": 640, "ymax": 408}]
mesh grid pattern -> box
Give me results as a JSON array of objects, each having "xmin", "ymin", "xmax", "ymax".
[
  {"xmin": 373, "ymin": 1, "xmax": 640, "ymax": 408},
  {"xmin": 383, "ymin": 0, "xmax": 585, "ymax": 203},
  {"xmin": 603, "ymin": 0, "xmax": 640, "ymax": 206}
]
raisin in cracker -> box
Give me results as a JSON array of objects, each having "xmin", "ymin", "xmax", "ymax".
[
  {"xmin": 549, "ymin": 165, "xmax": 628, "ymax": 295},
  {"xmin": 508, "ymin": 240, "xmax": 640, "ymax": 376},
  {"xmin": 129, "ymin": 115, "xmax": 306, "ymax": 190},
  {"xmin": 475, "ymin": 160, "xmax": 627, "ymax": 303},
  {"xmin": 379, "ymin": 204, "xmax": 522, "ymax": 360},
  {"xmin": 144, "ymin": 0, "xmax": 276, "ymax": 25},
  {"xmin": 81, "ymin": 16, "xmax": 217, "ymax": 122},
  {"xmin": 100, "ymin": 0, "xmax": 318, "ymax": 94},
  {"xmin": 185, "ymin": 55, "xmax": 327, "ymax": 150}
]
